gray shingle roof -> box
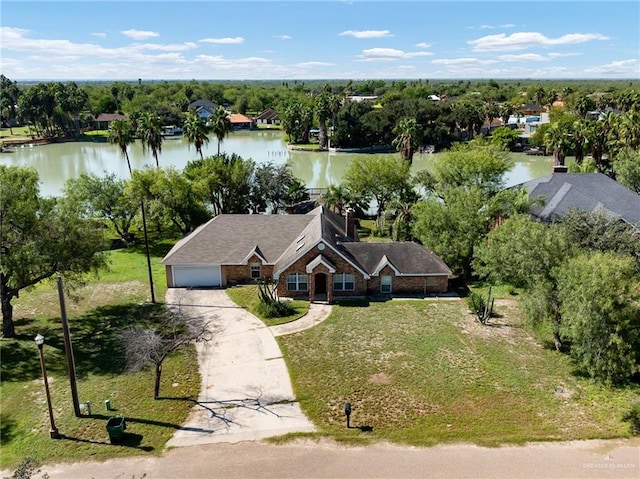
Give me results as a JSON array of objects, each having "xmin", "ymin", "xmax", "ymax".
[
  {"xmin": 162, "ymin": 214, "xmax": 314, "ymax": 265},
  {"xmin": 521, "ymin": 173, "xmax": 640, "ymax": 227},
  {"xmin": 342, "ymin": 242, "xmax": 452, "ymax": 275},
  {"xmin": 162, "ymin": 206, "xmax": 452, "ymax": 277}
]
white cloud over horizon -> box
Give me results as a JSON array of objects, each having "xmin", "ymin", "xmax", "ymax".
[
  {"xmin": 359, "ymin": 48, "xmax": 432, "ymax": 61},
  {"xmin": 339, "ymin": 30, "xmax": 393, "ymax": 39},
  {"xmin": 121, "ymin": 29, "xmax": 159, "ymax": 40},
  {"xmin": 469, "ymin": 31, "xmax": 609, "ymax": 51},
  {"xmin": 199, "ymin": 37, "xmax": 244, "ymax": 44}
]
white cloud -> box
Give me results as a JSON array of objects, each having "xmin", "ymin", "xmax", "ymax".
[
  {"xmin": 296, "ymin": 61, "xmax": 335, "ymax": 67},
  {"xmin": 431, "ymin": 57, "xmax": 497, "ymax": 66},
  {"xmin": 415, "ymin": 42, "xmax": 432, "ymax": 49},
  {"xmin": 92, "ymin": 32, "xmax": 106, "ymax": 38},
  {"xmin": 275, "ymin": 35, "xmax": 292, "ymax": 40},
  {"xmin": 121, "ymin": 29, "xmax": 159, "ymax": 40},
  {"xmin": 479, "ymin": 24, "xmax": 495, "ymax": 30},
  {"xmin": 498, "ymin": 53, "xmax": 548, "ymax": 62},
  {"xmin": 359, "ymin": 48, "xmax": 432, "ymax": 61},
  {"xmin": 339, "ymin": 30, "xmax": 393, "ymax": 39},
  {"xmin": 469, "ymin": 32, "xmax": 609, "ymax": 51},
  {"xmin": 199, "ymin": 37, "xmax": 244, "ymax": 44},
  {"xmin": 585, "ymin": 59, "xmax": 639, "ymax": 75},
  {"xmin": 548, "ymin": 52, "xmax": 580, "ymax": 58},
  {"xmin": 135, "ymin": 42, "xmax": 197, "ymax": 52},
  {"xmin": 500, "ymin": 24, "xmax": 516, "ymax": 29}
]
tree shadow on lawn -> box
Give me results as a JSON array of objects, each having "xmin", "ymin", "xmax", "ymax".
[
  {"xmin": 2, "ymin": 302, "xmax": 165, "ymax": 381},
  {"xmin": 0, "ymin": 417, "xmax": 18, "ymax": 445}
]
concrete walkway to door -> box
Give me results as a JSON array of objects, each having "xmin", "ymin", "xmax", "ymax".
[{"xmin": 164, "ymin": 289, "xmax": 315, "ymax": 447}]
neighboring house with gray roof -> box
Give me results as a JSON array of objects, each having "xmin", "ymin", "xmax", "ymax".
[
  {"xmin": 162, "ymin": 206, "xmax": 451, "ymax": 302},
  {"xmin": 519, "ymin": 173, "xmax": 640, "ymax": 228}
]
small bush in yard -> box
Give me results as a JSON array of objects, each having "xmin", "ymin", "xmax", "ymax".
[
  {"xmin": 467, "ymin": 286, "xmax": 495, "ymax": 324},
  {"xmin": 255, "ymin": 278, "xmax": 295, "ymax": 318}
]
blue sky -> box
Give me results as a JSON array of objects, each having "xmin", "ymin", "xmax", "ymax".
[{"xmin": 1, "ymin": 1, "xmax": 639, "ymax": 80}]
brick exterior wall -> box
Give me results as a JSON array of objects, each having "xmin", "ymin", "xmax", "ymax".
[
  {"xmin": 367, "ymin": 265, "xmax": 449, "ymax": 295},
  {"xmin": 275, "ymin": 244, "xmax": 367, "ymax": 302},
  {"xmin": 221, "ymin": 254, "xmax": 273, "ymax": 286},
  {"xmin": 165, "ymin": 266, "xmax": 174, "ymax": 288},
  {"xmin": 275, "ymin": 244, "xmax": 449, "ymax": 302}
]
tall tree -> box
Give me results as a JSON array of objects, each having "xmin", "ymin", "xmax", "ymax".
[
  {"xmin": 64, "ymin": 173, "xmax": 138, "ymax": 245},
  {"xmin": 0, "ymin": 166, "xmax": 107, "ymax": 337},
  {"xmin": 210, "ymin": 106, "xmax": 232, "ymax": 155},
  {"xmin": 314, "ymin": 92, "xmax": 332, "ymax": 149},
  {"xmin": 556, "ymin": 252, "xmax": 640, "ymax": 384},
  {"xmin": 185, "ymin": 153, "xmax": 255, "ymax": 216},
  {"xmin": 137, "ymin": 111, "xmax": 164, "ymax": 168},
  {"xmin": 344, "ymin": 155, "xmax": 412, "ymax": 229},
  {"xmin": 182, "ymin": 112, "xmax": 210, "ymax": 160},
  {"xmin": 108, "ymin": 117, "xmax": 155, "ymax": 303},
  {"xmin": 544, "ymin": 122, "xmax": 572, "ymax": 167},
  {"xmin": 108, "ymin": 118, "xmax": 134, "ymax": 173},
  {"xmin": 473, "ymin": 215, "xmax": 571, "ymax": 348},
  {"xmin": 392, "ymin": 117, "xmax": 420, "ymax": 164}
]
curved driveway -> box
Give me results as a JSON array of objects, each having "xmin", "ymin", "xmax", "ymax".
[{"xmin": 164, "ymin": 288, "xmax": 315, "ymax": 446}]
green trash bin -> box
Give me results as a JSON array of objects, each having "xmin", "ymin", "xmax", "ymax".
[{"xmin": 106, "ymin": 416, "xmax": 126, "ymax": 444}]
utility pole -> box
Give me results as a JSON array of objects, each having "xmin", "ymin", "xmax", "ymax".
[{"xmin": 57, "ymin": 276, "xmax": 81, "ymax": 417}]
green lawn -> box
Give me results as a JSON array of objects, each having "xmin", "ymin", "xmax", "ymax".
[
  {"xmin": 0, "ymin": 248, "xmax": 200, "ymax": 469},
  {"xmin": 226, "ymin": 285, "xmax": 309, "ymax": 326},
  {"xmin": 278, "ymin": 299, "xmax": 640, "ymax": 446}
]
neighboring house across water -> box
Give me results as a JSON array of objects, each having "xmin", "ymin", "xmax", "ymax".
[
  {"xmin": 162, "ymin": 206, "xmax": 452, "ymax": 302},
  {"xmin": 256, "ymin": 108, "xmax": 281, "ymax": 126},
  {"xmin": 519, "ymin": 173, "xmax": 640, "ymax": 229},
  {"xmin": 93, "ymin": 113, "xmax": 126, "ymax": 130},
  {"xmin": 189, "ymin": 99, "xmax": 218, "ymax": 120},
  {"xmin": 229, "ymin": 113, "xmax": 255, "ymax": 130}
]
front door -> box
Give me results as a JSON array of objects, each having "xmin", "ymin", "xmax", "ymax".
[{"xmin": 315, "ymin": 273, "xmax": 327, "ymax": 295}]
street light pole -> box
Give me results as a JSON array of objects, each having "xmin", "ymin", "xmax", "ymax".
[{"xmin": 34, "ymin": 334, "xmax": 60, "ymax": 439}]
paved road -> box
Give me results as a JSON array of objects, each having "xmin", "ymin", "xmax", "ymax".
[
  {"xmin": 164, "ymin": 289, "xmax": 315, "ymax": 447},
  {"xmin": 32, "ymin": 438, "xmax": 640, "ymax": 479}
]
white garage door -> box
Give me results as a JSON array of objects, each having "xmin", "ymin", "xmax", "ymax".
[{"xmin": 172, "ymin": 265, "xmax": 221, "ymax": 287}]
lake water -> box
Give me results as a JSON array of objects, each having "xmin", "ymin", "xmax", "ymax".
[{"xmin": 0, "ymin": 130, "xmax": 554, "ymax": 197}]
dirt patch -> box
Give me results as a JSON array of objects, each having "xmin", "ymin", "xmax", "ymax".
[
  {"xmin": 369, "ymin": 372, "xmax": 393, "ymax": 384},
  {"xmin": 457, "ymin": 299, "xmax": 528, "ymax": 344}
]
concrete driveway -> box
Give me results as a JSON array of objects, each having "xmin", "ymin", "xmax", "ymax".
[{"xmin": 164, "ymin": 288, "xmax": 315, "ymax": 446}]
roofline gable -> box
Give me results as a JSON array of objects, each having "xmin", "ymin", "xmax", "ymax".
[
  {"xmin": 273, "ymin": 239, "xmax": 370, "ymax": 280},
  {"xmin": 305, "ymin": 254, "xmax": 336, "ymax": 273},
  {"xmin": 241, "ymin": 245, "xmax": 268, "ymax": 265},
  {"xmin": 371, "ymin": 255, "xmax": 401, "ymax": 276}
]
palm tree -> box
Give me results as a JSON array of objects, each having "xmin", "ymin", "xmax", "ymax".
[
  {"xmin": 544, "ymin": 123, "xmax": 572, "ymax": 167},
  {"xmin": 392, "ymin": 117, "xmax": 420, "ymax": 164},
  {"xmin": 322, "ymin": 184, "xmax": 349, "ymax": 214},
  {"xmin": 138, "ymin": 112, "xmax": 164, "ymax": 168},
  {"xmin": 183, "ymin": 112, "xmax": 210, "ymax": 160},
  {"xmin": 108, "ymin": 118, "xmax": 134, "ymax": 173},
  {"xmin": 571, "ymin": 119, "xmax": 591, "ymax": 165},
  {"xmin": 210, "ymin": 106, "xmax": 232, "ymax": 156},
  {"xmin": 314, "ymin": 92, "xmax": 332, "ymax": 149},
  {"xmin": 107, "ymin": 117, "xmax": 155, "ymax": 303}
]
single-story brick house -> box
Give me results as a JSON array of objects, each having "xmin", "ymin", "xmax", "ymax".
[{"xmin": 161, "ymin": 206, "xmax": 452, "ymax": 302}]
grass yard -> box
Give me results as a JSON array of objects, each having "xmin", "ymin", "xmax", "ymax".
[
  {"xmin": 0, "ymin": 248, "xmax": 200, "ymax": 470},
  {"xmin": 226, "ymin": 285, "xmax": 309, "ymax": 326},
  {"xmin": 278, "ymin": 299, "xmax": 640, "ymax": 446}
]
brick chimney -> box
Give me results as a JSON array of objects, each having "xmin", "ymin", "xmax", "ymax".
[{"xmin": 344, "ymin": 207, "xmax": 358, "ymax": 241}]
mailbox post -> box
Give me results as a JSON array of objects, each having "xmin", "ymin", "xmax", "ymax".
[{"xmin": 344, "ymin": 402, "xmax": 352, "ymax": 428}]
